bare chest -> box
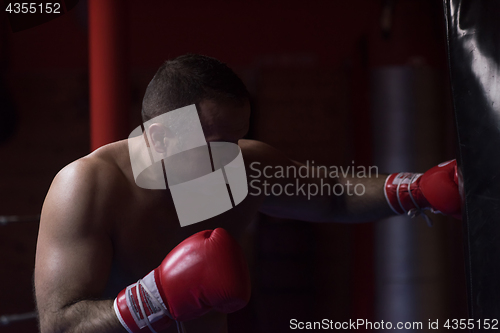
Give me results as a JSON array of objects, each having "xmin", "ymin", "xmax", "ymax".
[{"xmin": 106, "ymin": 188, "xmax": 262, "ymax": 294}]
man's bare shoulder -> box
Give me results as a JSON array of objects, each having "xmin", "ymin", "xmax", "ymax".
[
  {"xmin": 48, "ymin": 140, "xmax": 133, "ymax": 212},
  {"xmin": 239, "ymin": 139, "xmax": 294, "ymax": 167},
  {"xmin": 238, "ymin": 139, "xmax": 272, "ymax": 150},
  {"xmin": 40, "ymin": 140, "xmax": 133, "ymax": 235},
  {"xmin": 239, "ymin": 139, "xmax": 278, "ymax": 159},
  {"xmin": 55, "ymin": 141, "xmax": 129, "ymax": 188}
]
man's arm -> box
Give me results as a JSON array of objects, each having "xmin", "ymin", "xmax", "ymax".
[
  {"xmin": 241, "ymin": 140, "xmax": 460, "ymax": 223},
  {"xmin": 261, "ymin": 171, "xmax": 394, "ymax": 222},
  {"xmin": 35, "ymin": 158, "xmax": 124, "ymax": 333},
  {"xmin": 241, "ymin": 140, "xmax": 393, "ymax": 222}
]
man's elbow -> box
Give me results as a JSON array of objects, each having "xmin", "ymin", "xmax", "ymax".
[{"xmin": 38, "ymin": 307, "xmax": 71, "ymax": 333}]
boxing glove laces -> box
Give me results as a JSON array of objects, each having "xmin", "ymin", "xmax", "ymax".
[{"xmin": 384, "ymin": 159, "xmax": 462, "ymax": 226}]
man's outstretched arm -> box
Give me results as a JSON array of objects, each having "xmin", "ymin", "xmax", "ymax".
[
  {"xmin": 241, "ymin": 140, "xmax": 461, "ymax": 223},
  {"xmin": 35, "ymin": 159, "xmax": 125, "ymax": 333}
]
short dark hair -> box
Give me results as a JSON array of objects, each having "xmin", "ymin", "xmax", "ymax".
[{"xmin": 142, "ymin": 54, "xmax": 249, "ymax": 122}]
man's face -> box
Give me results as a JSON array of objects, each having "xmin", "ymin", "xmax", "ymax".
[{"xmin": 198, "ymin": 99, "xmax": 251, "ymax": 143}]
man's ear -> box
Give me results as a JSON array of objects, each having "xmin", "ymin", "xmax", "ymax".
[{"xmin": 148, "ymin": 123, "xmax": 168, "ymax": 153}]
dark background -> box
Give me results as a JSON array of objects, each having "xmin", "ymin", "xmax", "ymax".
[{"xmin": 0, "ymin": 0, "xmax": 467, "ymax": 332}]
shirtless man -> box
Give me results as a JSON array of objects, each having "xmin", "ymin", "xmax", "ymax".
[{"xmin": 34, "ymin": 54, "xmax": 462, "ymax": 333}]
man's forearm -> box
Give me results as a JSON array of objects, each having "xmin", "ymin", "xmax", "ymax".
[
  {"xmin": 259, "ymin": 171, "xmax": 396, "ymax": 223},
  {"xmin": 332, "ymin": 174, "xmax": 395, "ymax": 222},
  {"xmin": 39, "ymin": 300, "xmax": 125, "ymax": 333}
]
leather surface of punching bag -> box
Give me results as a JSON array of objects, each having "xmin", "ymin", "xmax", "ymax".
[{"xmin": 444, "ymin": 0, "xmax": 500, "ymax": 326}]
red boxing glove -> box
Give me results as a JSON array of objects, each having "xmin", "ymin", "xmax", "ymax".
[
  {"xmin": 384, "ymin": 160, "xmax": 462, "ymax": 220},
  {"xmin": 114, "ymin": 228, "xmax": 251, "ymax": 333}
]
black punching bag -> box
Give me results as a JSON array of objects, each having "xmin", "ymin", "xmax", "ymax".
[{"xmin": 444, "ymin": 0, "xmax": 500, "ymax": 326}]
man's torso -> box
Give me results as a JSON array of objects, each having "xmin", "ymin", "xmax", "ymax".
[{"xmin": 91, "ymin": 139, "xmax": 264, "ymax": 332}]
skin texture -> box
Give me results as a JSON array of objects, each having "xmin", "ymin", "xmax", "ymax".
[{"xmin": 34, "ymin": 99, "xmax": 394, "ymax": 333}]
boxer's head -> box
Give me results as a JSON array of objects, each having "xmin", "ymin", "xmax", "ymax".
[{"xmin": 142, "ymin": 54, "xmax": 250, "ymax": 144}]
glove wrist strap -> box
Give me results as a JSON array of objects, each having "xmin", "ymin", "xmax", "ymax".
[
  {"xmin": 114, "ymin": 270, "xmax": 172, "ymax": 333},
  {"xmin": 384, "ymin": 172, "xmax": 425, "ymax": 214},
  {"xmin": 385, "ymin": 172, "xmax": 435, "ymax": 227}
]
